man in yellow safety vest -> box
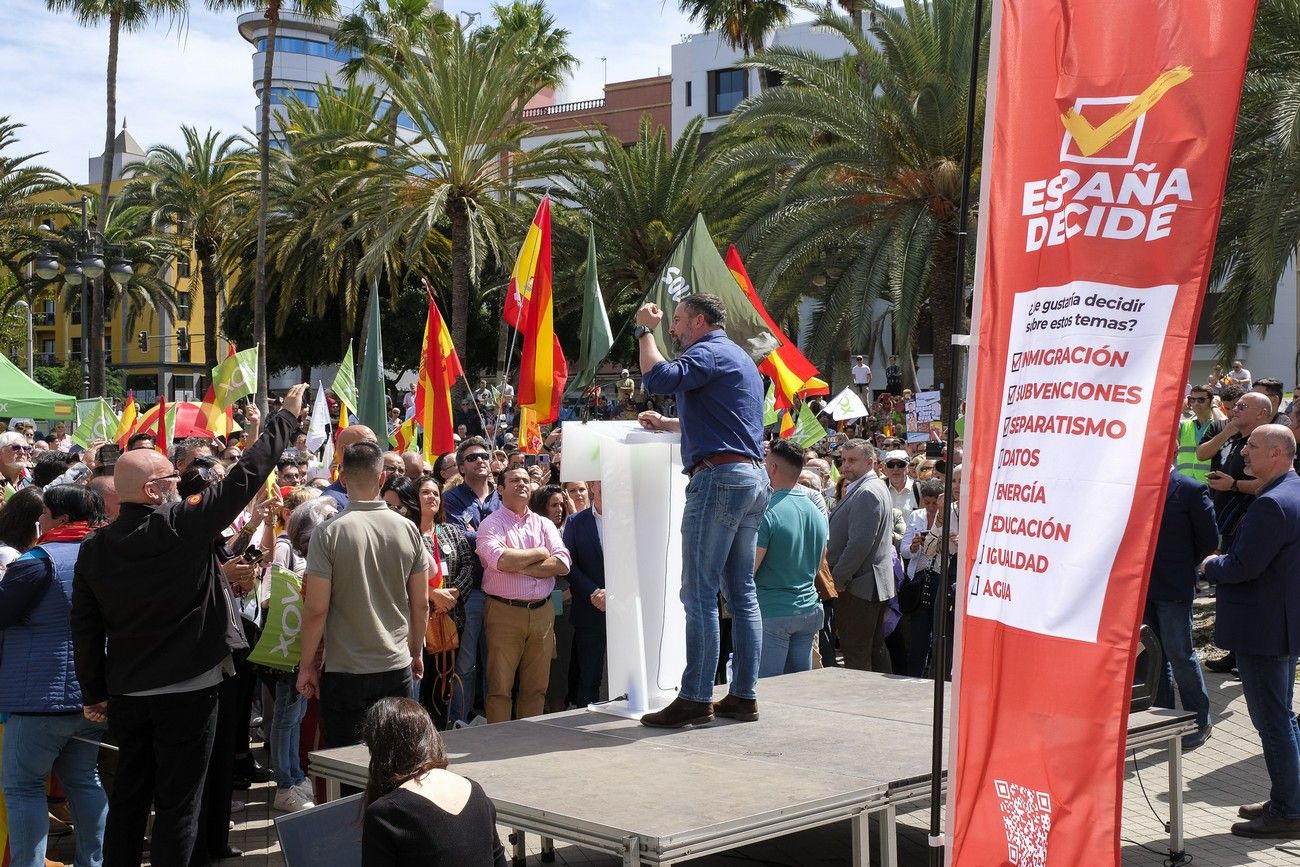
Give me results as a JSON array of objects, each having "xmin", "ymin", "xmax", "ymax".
[{"xmin": 1176, "ymin": 385, "xmax": 1214, "ymax": 481}]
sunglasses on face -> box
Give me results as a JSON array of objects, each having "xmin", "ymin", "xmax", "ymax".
[
  {"xmin": 885, "ymin": 461, "xmax": 907, "ymax": 469},
  {"xmin": 1188, "ymin": 397, "xmax": 1209, "ymax": 403},
  {"xmin": 462, "ymin": 453, "xmax": 490, "ymax": 463},
  {"xmin": 6, "ymin": 445, "xmax": 32, "ymax": 454}
]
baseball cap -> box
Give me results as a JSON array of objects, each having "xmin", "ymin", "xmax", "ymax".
[{"xmin": 884, "ymin": 449, "xmax": 909, "ymax": 464}]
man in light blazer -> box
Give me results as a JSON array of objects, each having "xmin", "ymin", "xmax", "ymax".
[{"xmin": 826, "ymin": 438, "xmax": 896, "ymax": 671}]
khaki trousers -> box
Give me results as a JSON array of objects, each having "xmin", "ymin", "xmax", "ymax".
[
  {"xmin": 484, "ymin": 597, "xmax": 555, "ymax": 723},
  {"xmin": 836, "ymin": 593, "xmax": 893, "ymax": 673}
]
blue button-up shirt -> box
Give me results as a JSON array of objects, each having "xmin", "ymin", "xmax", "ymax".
[
  {"xmin": 642, "ymin": 329, "xmax": 765, "ymax": 471},
  {"xmin": 442, "ymin": 482, "xmax": 502, "ymax": 589}
]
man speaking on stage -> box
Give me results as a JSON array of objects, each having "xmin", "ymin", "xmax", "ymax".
[{"xmin": 634, "ymin": 295, "xmax": 770, "ymax": 728}]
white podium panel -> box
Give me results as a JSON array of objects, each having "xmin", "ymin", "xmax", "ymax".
[{"xmin": 561, "ymin": 421, "xmax": 687, "ymax": 718}]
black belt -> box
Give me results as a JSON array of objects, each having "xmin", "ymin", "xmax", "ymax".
[{"xmin": 488, "ymin": 594, "xmax": 548, "ymax": 609}]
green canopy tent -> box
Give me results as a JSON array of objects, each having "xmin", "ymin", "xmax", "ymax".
[{"xmin": 0, "ymin": 353, "xmax": 77, "ymax": 420}]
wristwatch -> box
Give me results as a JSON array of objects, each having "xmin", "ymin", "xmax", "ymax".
[{"xmin": 634, "ymin": 325, "xmax": 653, "ymax": 340}]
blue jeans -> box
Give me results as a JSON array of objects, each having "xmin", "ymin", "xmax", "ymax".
[
  {"xmin": 271, "ymin": 676, "xmax": 307, "ymax": 790},
  {"xmin": 1143, "ymin": 599, "xmax": 1211, "ymax": 730},
  {"xmin": 1236, "ymin": 653, "xmax": 1300, "ymax": 818},
  {"xmin": 759, "ymin": 608, "xmax": 823, "ymax": 677},
  {"xmin": 678, "ymin": 462, "xmax": 770, "ymax": 703},
  {"xmin": 451, "ymin": 587, "xmax": 487, "ymax": 723},
  {"xmin": 2, "ymin": 713, "xmax": 108, "ymax": 867}
]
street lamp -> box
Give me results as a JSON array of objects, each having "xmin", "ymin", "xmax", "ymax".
[
  {"xmin": 11, "ymin": 300, "xmax": 33, "ymax": 377},
  {"xmin": 35, "ymin": 195, "xmax": 134, "ymax": 398}
]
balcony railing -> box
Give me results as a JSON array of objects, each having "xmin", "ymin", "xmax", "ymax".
[
  {"xmin": 33, "ymin": 312, "xmax": 55, "ymax": 326},
  {"xmin": 35, "ymin": 352, "xmax": 58, "ymax": 366},
  {"xmin": 521, "ymin": 98, "xmax": 605, "ymax": 118}
]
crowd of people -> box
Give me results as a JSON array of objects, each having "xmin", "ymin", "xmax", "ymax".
[{"xmin": 4, "ymin": 314, "xmax": 1300, "ymax": 865}]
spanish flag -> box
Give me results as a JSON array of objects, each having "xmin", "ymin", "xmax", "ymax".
[
  {"xmin": 116, "ymin": 390, "xmax": 138, "ymax": 448},
  {"xmin": 197, "ymin": 347, "xmax": 258, "ymax": 438},
  {"xmin": 155, "ymin": 394, "xmax": 170, "ymax": 455},
  {"xmin": 503, "ymin": 199, "xmax": 547, "ymax": 330},
  {"xmin": 392, "ymin": 417, "xmax": 419, "ymax": 453},
  {"xmin": 415, "ymin": 291, "xmax": 463, "ymax": 462},
  {"xmin": 515, "ymin": 197, "xmax": 567, "ymax": 424},
  {"xmin": 725, "ymin": 245, "xmax": 828, "ymax": 435},
  {"xmin": 518, "ymin": 406, "xmax": 543, "ymax": 454}
]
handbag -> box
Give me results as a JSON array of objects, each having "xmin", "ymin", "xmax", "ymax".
[
  {"xmin": 899, "ymin": 567, "xmax": 941, "ymax": 614},
  {"xmin": 423, "ymin": 539, "xmax": 460, "ymax": 654},
  {"xmin": 814, "ymin": 553, "xmax": 838, "ymax": 601}
]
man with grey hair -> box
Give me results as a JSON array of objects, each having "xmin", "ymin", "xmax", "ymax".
[
  {"xmin": 826, "ymin": 438, "xmax": 895, "ymax": 671},
  {"xmin": 635, "ymin": 293, "xmax": 769, "ymax": 727},
  {"xmin": 1198, "ymin": 390, "xmax": 1274, "ymax": 545},
  {"xmin": 1202, "ymin": 424, "xmax": 1300, "ymax": 839},
  {"xmin": 0, "ymin": 430, "xmax": 33, "ymax": 497}
]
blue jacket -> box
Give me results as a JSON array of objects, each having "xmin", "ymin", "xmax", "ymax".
[
  {"xmin": 1204, "ymin": 471, "xmax": 1300, "ymax": 655},
  {"xmin": 1147, "ymin": 470, "xmax": 1217, "ymax": 602},
  {"xmin": 562, "ymin": 508, "xmax": 606, "ymax": 630},
  {"xmin": 0, "ymin": 542, "xmax": 85, "ymax": 713}
]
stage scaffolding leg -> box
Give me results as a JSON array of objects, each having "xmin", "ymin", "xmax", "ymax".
[
  {"xmin": 1168, "ymin": 736, "xmax": 1186, "ymax": 856},
  {"xmin": 876, "ymin": 804, "xmax": 899, "ymax": 867},
  {"xmin": 851, "ymin": 811, "xmax": 869, "ymax": 867},
  {"xmin": 621, "ymin": 834, "xmax": 642, "ymax": 867},
  {"xmin": 510, "ymin": 829, "xmax": 525, "ymax": 866},
  {"xmin": 541, "ymin": 836, "xmax": 555, "ymax": 862}
]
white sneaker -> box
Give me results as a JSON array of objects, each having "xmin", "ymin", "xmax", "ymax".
[
  {"xmin": 291, "ymin": 780, "xmax": 315, "ymax": 800},
  {"xmin": 273, "ymin": 787, "xmax": 315, "ymax": 813}
]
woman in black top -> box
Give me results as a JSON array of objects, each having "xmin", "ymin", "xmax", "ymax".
[{"xmin": 361, "ymin": 698, "xmax": 505, "ymax": 867}]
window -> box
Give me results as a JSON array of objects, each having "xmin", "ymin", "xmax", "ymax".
[
  {"xmin": 42, "ymin": 339, "xmax": 54, "ymax": 355},
  {"xmin": 255, "ymin": 36, "xmax": 357, "ymax": 63},
  {"xmin": 763, "ymin": 69, "xmax": 783, "ymax": 89},
  {"xmin": 685, "ymin": 80, "xmax": 692, "ymax": 107},
  {"xmin": 104, "ymin": 335, "xmax": 112, "ymax": 357},
  {"xmin": 177, "ymin": 292, "xmax": 192, "ymax": 321},
  {"xmin": 176, "ymin": 253, "xmax": 191, "ymax": 278},
  {"xmin": 71, "ymin": 337, "xmax": 81, "ymax": 360},
  {"xmin": 708, "ymin": 68, "xmax": 747, "ymax": 116}
]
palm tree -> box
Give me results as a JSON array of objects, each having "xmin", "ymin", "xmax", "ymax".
[
  {"xmin": 336, "ymin": 20, "xmax": 589, "ymax": 351},
  {"xmin": 44, "ymin": 0, "xmax": 187, "ymax": 397},
  {"xmin": 334, "ymin": 0, "xmax": 450, "ymax": 81},
  {"xmin": 206, "ymin": 0, "xmax": 339, "ymax": 413},
  {"xmin": 0, "ymin": 118, "xmax": 71, "ymax": 302},
  {"xmin": 679, "ymin": 0, "xmax": 789, "ymax": 56},
  {"xmin": 122, "ymin": 127, "xmax": 249, "ymax": 372},
  {"xmin": 475, "ymin": 1, "xmax": 578, "ymax": 91},
  {"xmin": 1210, "ymin": 0, "xmax": 1300, "ymax": 360},
  {"xmin": 710, "ymin": 0, "xmax": 988, "ymax": 388}
]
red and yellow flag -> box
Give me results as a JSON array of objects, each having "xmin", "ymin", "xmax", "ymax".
[
  {"xmin": 116, "ymin": 391, "xmax": 138, "ymax": 448},
  {"xmin": 155, "ymin": 395, "xmax": 170, "ymax": 455},
  {"xmin": 195, "ymin": 347, "xmax": 236, "ymax": 438},
  {"xmin": 392, "ymin": 417, "xmax": 418, "ymax": 453},
  {"xmin": 415, "ymin": 291, "xmax": 463, "ymax": 462},
  {"xmin": 518, "ymin": 406, "xmax": 543, "ymax": 454},
  {"xmin": 503, "ymin": 198, "xmax": 547, "ymax": 330},
  {"xmin": 515, "ymin": 197, "xmax": 567, "ymax": 424},
  {"xmin": 725, "ymin": 246, "xmax": 828, "ymax": 425}
]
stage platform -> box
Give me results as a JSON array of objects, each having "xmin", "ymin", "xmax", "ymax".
[{"xmin": 309, "ymin": 668, "xmax": 1195, "ymax": 867}]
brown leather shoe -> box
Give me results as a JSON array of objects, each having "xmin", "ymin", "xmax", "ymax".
[
  {"xmin": 640, "ymin": 696, "xmax": 714, "ymax": 729},
  {"xmin": 713, "ymin": 694, "xmax": 759, "ymax": 722},
  {"xmin": 1239, "ymin": 800, "xmax": 1271, "ymax": 820},
  {"xmin": 1231, "ymin": 809, "xmax": 1300, "ymax": 838}
]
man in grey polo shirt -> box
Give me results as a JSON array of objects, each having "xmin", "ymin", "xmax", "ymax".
[{"xmin": 296, "ymin": 442, "xmax": 429, "ymax": 748}]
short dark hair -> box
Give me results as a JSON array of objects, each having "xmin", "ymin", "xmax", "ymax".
[
  {"xmin": 1254, "ymin": 377, "xmax": 1285, "ymax": 406},
  {"xmin": 342, "ymin": 441, "xmax": 383, "ymax": 478},
  {"xmin": 768, "ymin": 438, "xmax": 805, "ymax": 473},
  {"xmin": 917, "ymin": 479, "xmax": 945, "ymax": 499},
  {"xmin": 1219, "ymin": 384, "xmax": 1245, "ymax": 405},
  {"xmin": 171, "ymin": 437, "xmax": 214, "ymax": 470},
  {"xmin": 456, "ymin": 436, "xmax": 489, "ymax": 464},
  {"xmin": 361, "ymin": 698, "xmax": 447, "ymax": 808},
  {"xmin": 277, "ymin": 454, "xmax": 300, "ymax": 472},
  {"xmin": 680, "ymin": 293, "xmax": 727, "ymax": 326},
  {"xmin": 44, "ymin": 484, "xmax": 106, "ymax": 526},
  {"xmin": 0, "ymin": 487, "xmax": 44, "ymax": 550},
  {"xmin": 126, "ymin": 432, "xmax": 156, "ymax": 450},
  {"xmin": 33, "ymin": 452, "xmax": 78, "ymax": 487},
  {"xmin": 843, "ymin": 438, "xmax": 876, "ymax": 463},
  {"xmin": 1188, "ymin": 385, "xmax": 1212, "ymax": 399}
]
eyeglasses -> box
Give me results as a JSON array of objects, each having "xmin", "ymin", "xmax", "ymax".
[
  {"xmin": 5, "ymin": 444, "xmax": 32, "ymax": 454},
  {"xmin": 148, "ymin": 472, "xmax": 180, "ymax": 485},
  {"xmin": 462, "ymin": 453, "xmax": 490, "ymax": 463},
  {"xmin": 1232, "ymin": 402, "xmax": 1248, "ymax": 410},
  {"xmin": 884, "ymin": 461, "xmax": 907, "ymax": 469},
  {"xmin": 1188, "ymin": 397, "xmax": 1209, "ymax": 403}
]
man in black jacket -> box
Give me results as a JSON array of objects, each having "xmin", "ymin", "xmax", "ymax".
[{"xmin": 72, "ymin": 383, "xmax": 307, "ymax": 867}]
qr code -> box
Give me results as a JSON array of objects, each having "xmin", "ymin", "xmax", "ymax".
[{"xmin": 994, "ymin": 779, "xmax": 1051, "ymax": 867}]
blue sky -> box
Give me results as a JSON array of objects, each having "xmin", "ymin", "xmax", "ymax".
[{"xmin": 0, "ymin": 0, "xmax": 731, "ymax": 181}]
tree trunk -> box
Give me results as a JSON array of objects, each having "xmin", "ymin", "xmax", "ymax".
[
  {"xmin": 198, "ymin": 238, "xmax": 219, "ymax": 372},
  {"xmin": 927, "ymin": 230, "xmax": 961, "ymax": 393},
  {"xmin": 254, "ymin": 1, "xmax": 281, "ymax": 416},
  {"xmin": 91, "ymin": 11, "xmax": 121, "ymax": 398},
  {"xmin": 448, "ymin": 197, "xmax": 471, "ymax": 354}
]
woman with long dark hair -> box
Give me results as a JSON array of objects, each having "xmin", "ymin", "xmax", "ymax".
[
  {"xmin": 0, "ymin": 487, "xmax": 43, "ymax": 575},
  {"xmin": 361, "ymin": 698, "xmax": 504, "ymax": 866}
]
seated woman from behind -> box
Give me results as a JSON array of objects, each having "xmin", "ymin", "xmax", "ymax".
[{"xmin": 361, "ymin": 698, "xmax": 506, "ymax": 867}]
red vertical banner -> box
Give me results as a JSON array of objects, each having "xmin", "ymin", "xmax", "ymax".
[{"xmin": 949, "ymin": 2, "xmax": 1255, "ymax": 865}]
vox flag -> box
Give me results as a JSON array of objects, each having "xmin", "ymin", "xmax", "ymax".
[
  {"xmin": 415, "ymin": 291, "xmax": 463, "ymax": 460},
  {"xmin": 949, "ymin": 2, "xmax": 1256, "ymax": 865},
  {"xmin": 332, "ymin": 341, "xmax": 358, "ymax": 416},
  {"xmin": 73, "ymin": 399, "xmax": 119, "ymax": 449},
  {"xmin": 571, "ymin": 225, "xmax": 613, "ymax": 390}
]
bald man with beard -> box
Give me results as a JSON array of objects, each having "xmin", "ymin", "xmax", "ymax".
[
  {"xmin": 320, "ymin": 424, "xmax": 380, "ymax": 509},
  {"xmin": 71, "ymin": 384, "xmax": 307, "ymax": 867}
]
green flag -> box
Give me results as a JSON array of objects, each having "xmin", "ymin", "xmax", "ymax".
[
  {"xmin": 649, "ymin": 213, "xmax": 779, "ymax": 363},
  {"xmin": 332, "ymin": 341, "xmax": 358, "ymax": 415},
  {"xmin": 358, "ymin": 279, "xmax": 388, "ymax": 434},
  {"xmin": 763, "ymin": 383, "xmax": 778, "ymax": 426},
  {"xmin": 247, "ymin": 565, "xmax": 303, "ymax": 672},
  {"xmin": 211, "ymin": 347, "xmax": 259, "ymax": 408},
  {"xmin": 72, "ymin": 399, "xmax": 119, "ymax": 449},
  {"xmin": 794, "ymin": 401, "xmax": 829, "ymax": 448},
  {"xmin": 571, "ymin": 225, "xmax": 613, "ymax": 390}
]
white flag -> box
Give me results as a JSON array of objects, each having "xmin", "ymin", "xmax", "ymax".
[
  {"xmin": 306, "ymin": 381, "xmax": 330, "ymax": 454},
  {"xmin": 828, "ymin": 387, "xmax": 870, "ymax": 421}
]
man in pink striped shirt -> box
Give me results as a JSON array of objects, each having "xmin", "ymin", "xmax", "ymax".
[{"xmin": 476, "ymin": 467, "xmax": 571, "ymax": 722}]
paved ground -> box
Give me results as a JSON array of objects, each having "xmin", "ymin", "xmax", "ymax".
[{"xmin": 44, "ymin": 668, "xmax": 1300, "ymax": 865}]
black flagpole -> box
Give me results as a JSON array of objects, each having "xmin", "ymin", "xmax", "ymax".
[{"xmin": 930, "ymin": 0, "xmax": 986, "ymax": 863}]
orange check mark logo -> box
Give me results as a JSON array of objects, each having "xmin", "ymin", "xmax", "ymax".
[{"xmin": 1060, "ymin": 66, "xmax": 1192, "ymax": 157}]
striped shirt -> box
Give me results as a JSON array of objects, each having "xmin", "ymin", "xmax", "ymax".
[{"xmin": 475, "ymin": 506, "xmax": 571, "ymax": 601}]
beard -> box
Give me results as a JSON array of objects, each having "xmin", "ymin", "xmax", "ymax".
[{"xmin": 158, "ymin": 489, "xmax": 182, "ymax": 505}]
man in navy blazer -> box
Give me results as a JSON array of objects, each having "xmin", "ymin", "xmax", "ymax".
[
  {"xmin": 1202, "ymin": 424, "xmax": 1300, "ymax": 839},
  {"xmin": 1145, "ymin": 468, "xmax": 1217, "ymax": 750},
  {"xmin": 563, "ymin": 481, "xmax": 607, "ymax": 707}
]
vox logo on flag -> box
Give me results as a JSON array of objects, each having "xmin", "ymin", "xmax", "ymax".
[{"xmin": 1059, "ymin": 67, "xmax": 1192, "ymax": 164}]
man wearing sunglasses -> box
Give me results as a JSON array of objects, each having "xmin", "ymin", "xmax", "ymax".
[
  {"xmin": 0, "ymin": 431, "xmax": 34, "ymax": 498},
  {"xmin": 1176, "ymin": 386, "xmax": 1215, "ymax": 482},
  {"xmin": 70, "ymin": 383, "xmax": 308, "ymax": 867}
]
